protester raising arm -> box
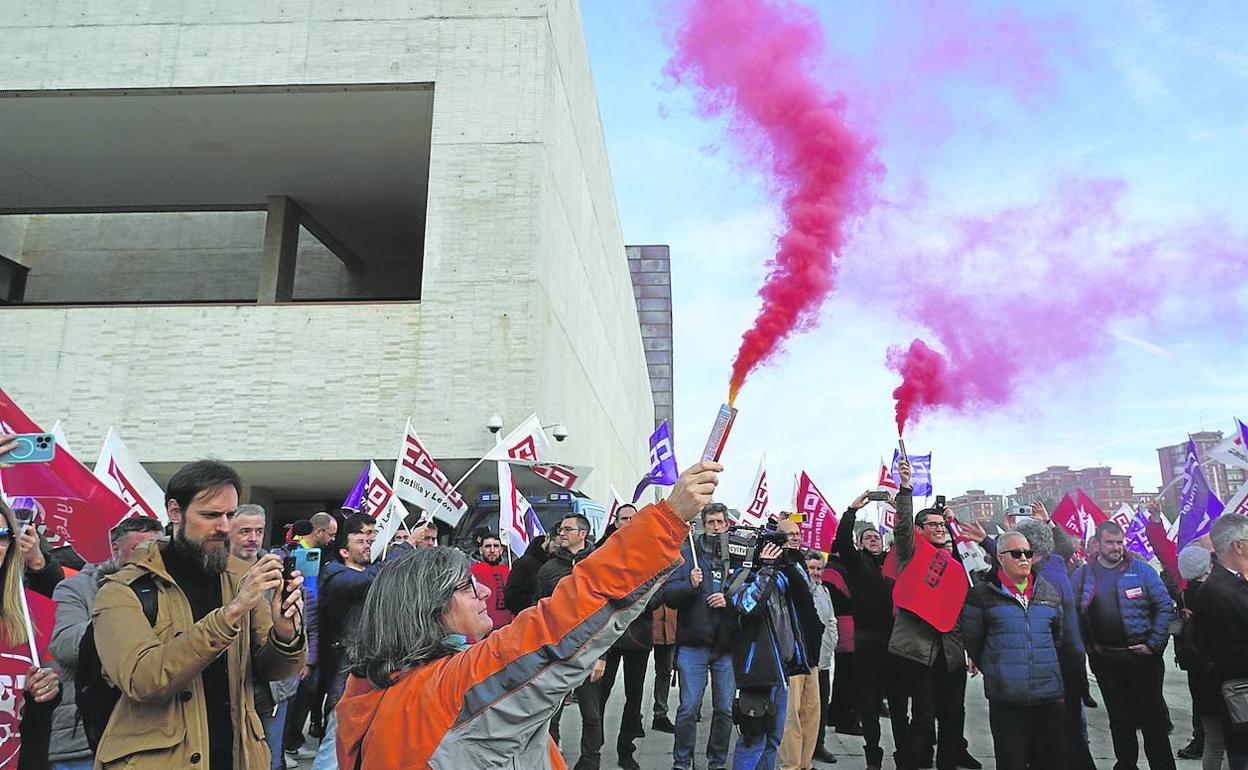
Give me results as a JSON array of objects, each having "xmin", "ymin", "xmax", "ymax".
[
  {"xmin": 833, "ymin": 491, "xmax": 870, "ymax": 559},
  {"xmin": 1145, "ymin": 501, "xmax": 1179, "ymax": 580},
  {"xmin": 891, "ymin": 459, "xmax": 916, "ymax": 567}
]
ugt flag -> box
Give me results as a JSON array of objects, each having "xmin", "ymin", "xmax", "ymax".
[
  {"xmin": 393, "ymin": 420, "xmax": 468, "ymax": 527},
  {"xmin": 1124, "ymin": 508, "xmax": 1156, "ymax": 561},
  {"xmin": 1178, "ymin": 437, "xmax": 1224, "ymax": 548},
  {"xmin": 632, "ymin": 420, "xmax": 679, "ymax": 503},
  {"xmin": 890, "ymin": 450, "xmax": 933, "ymax": 497},
  {"xmin": 796, "ymin": 472, "xmax": 837, "ymax": 552},
  {"xmin": 94, "ymin": 427, "xmax": 167, "ymax": 524},
  {"xmin": 1051, "ymin": 494, "xmax": 1084, "ymax": 541},
  {"xmin": 0, "ymin": 389, "xmax": 129, "ymax": 563}
]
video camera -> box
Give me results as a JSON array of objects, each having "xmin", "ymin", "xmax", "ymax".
[{"xmin": 723, "ymin": 523, "xmax": 797, "ymax": 570}]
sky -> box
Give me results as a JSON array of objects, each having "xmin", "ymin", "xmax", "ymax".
[{"xmin": 580, "ymin": 0, "xmax": 1248, "ymax": 511}]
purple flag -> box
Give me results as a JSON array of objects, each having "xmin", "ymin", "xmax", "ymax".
[
  {"xmin": 1178, "ymin": 437, "xmax": 1224, "ymax": 548},
  {"xmin": 1124, "ymin": 508, "xmax": 1155, "ymax": 561},
  {"xmin": 632, "ymin": 420, "xmax": 680, "ymax": 503},
  {"xmin": 342, "ymin": 463, "xmax": 370, "ymax": 511},
  {"xmin": 890, "ymin": 450, "xmax": 933, "ymax": 497}
]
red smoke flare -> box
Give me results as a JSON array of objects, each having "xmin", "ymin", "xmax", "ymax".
[
  {"xmin": 887, "ymin": 339, "xmax": 952, "ymax": 435},
  {"xmin": 665, "ymin": 0, "xmax": 879, "ymax": 404}
]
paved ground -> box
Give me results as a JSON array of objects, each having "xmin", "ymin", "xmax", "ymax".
[{"xmin": 291, "ymin": 656, "xmax": 1202, "ymax": 769}]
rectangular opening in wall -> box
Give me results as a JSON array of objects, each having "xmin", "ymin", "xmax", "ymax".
[{"xmin": 0, "ymin": 83, "xmax": 433, "ymax": 305}]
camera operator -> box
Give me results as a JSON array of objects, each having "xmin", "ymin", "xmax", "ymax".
[{"xmin": 726, "ymin": 517, "xmax": 822, "ymax": 770}]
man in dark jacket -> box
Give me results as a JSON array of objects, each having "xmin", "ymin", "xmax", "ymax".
[
  {"xmin": 724, "ymin": 518, "xmax": 820, "ymax": 770},
  {"xmin": 834, "ymin": 491, "xmax": 903, "ymax": 770},
  {"xmin": 962, "ymin": 530, "xmax": 1068, "ymax": 769},
  {"xmin": 535, "ymin": 513, "xmax": 605, "ymax": 770},
  {"xmin": 503, "ymin": 532, "xmax": 558, "ymax": 616},
  {"xmin": 663, "ymin": 502, "xmax": 736, "ymax": 770},
  {"xmin": 595, "ymin": 505, "xmax": 654, "ymax": 770},
  {"xmin": 1193, "ymin": 514, "xmax": 1248, "ymax": 769},
  {"xmin": 886, "ymin": 461, "xmax": 977, "ymax": 770},
  {"xmin": 1073, "ymin": 520, "xmax": 1175, "ymax": 770}
]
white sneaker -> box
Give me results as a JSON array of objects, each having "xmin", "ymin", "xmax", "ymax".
[{"xmin": 282, "ymin": 754, "xmax": 297, "ymax": 770}]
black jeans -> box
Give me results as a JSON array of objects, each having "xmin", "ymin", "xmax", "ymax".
[
  {"xmin": 858, "ymin": 643, "xmax": 908, "ymax": 766},
  {"xmin": 988, "ymin": 700, "xmax": 1068, "ymax": 770},
  {"xmin": 551, "ymin": 676, "xmax": 604, "ymax": 770},
  {"xmin": 652, "ymin": 643, "xmax": 676, "ymax": 720},
  {"xmin": 282, "ymin": 663, "xmax": 319, "ymax": 752},
  {"xmin": 1088, "ymin": 650, "xmax": 1176, "ymax": 770},
  {"xmin": 829, "ymin": 651, "xmax": 859, "ymax": 728},
  {"xmin": 896, "ymin": 650, "xmax": 966, "ymax": 770},
  {"xmin": 599, "ymin": 647, "xmax": 650, "ymax": 758},
  {"xmin": 817, "ymin": 667, "xmax": 831, "ymax": 749},
  {"xmin": 1062, "ymin": 658, "xmax": 1097, "ymax": 770}
]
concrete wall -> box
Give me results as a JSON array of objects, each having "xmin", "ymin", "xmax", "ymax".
[{"xmin": 0, "ymin": 0, "xmax": 653, "ymax": 501}]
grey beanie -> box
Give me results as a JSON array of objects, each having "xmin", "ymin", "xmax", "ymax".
[{"xmin": 1178, "ymin": 544, "xmax": 1213, "ymax": 581}]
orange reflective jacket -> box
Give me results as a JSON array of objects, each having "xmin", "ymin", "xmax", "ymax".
[{"xmin": 336, "ymin": 500, "xmax": 688, "ymax": 769}]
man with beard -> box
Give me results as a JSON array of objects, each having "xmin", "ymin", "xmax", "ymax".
[
  {"xmin": 468, "ymin": 533, "xmax": 513, "ymax": 629},
  {"xmin": 49, "ymin": 516, "xmax": 165, "ymax": 770},
  {"xmin": 93, "ymin": 460, "xmax": 307, "ymax": 770}
]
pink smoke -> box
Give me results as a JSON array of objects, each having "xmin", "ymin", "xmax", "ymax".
[
  {"xmin": 878, "ymin": 178, "xmax": 1248, "ymax": 432},
  {"xmin": 663, "ymin": 0, "xmax": 881, "ymax": 403}
]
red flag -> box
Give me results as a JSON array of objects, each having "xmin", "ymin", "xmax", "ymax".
[
  {"xmin": 0, "ymin": 390, "xmax": 129, "ymax": 563},
  {"xmin": 1050, "ymin": 494, "xmax": 1083, "ymax": 540},
  {"xmin": 0, "ymin": 590, "xmax": 55, "ymax": 769},
  {"xmin": 1075, "ymin": 489, "xmax": 1108, "ymax": 535},
  {"xmin": 796, "ymin": 471, "xmax": 838, "ymax": 552}
]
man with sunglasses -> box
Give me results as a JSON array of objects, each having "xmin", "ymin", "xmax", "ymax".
[
  {"xmin": 534, "ymin": 513, "xmax": 606, "ymax": 770},
  {"xmin": 962, "ymin": 531, "xmax": 1069, "ymax": 769}
]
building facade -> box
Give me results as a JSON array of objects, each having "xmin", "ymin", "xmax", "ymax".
[
  {"xmin": 0, "ymin": 1, "xmax": 655, "ymax": 522},
  {"xmin": 1012, "ymin": 465, "xmax": 1136, "ymax": 515},
  {"xmin": 948, "ymin": 489, "xmax": 1005, "ymax": 524}
]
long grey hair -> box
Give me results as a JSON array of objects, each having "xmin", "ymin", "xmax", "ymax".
[{"xmin": 348, "ymin": 546, "xmax": 471, "ymax": 689}]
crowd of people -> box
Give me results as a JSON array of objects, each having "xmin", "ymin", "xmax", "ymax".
[{"xmin": 2, "ymin": 431, "xmax": 1248, "ymax": 770}]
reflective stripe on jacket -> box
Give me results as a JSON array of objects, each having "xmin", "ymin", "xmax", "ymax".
[{"xmin": 335, "ymin": 500, "xmax": 688, "ymax": 769}]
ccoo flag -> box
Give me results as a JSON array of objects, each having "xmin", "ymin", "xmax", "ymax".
[
  {"xmin": 342, "ymin": 461, "xmax": 408, "ymax": 561},
  {"xmin": 499, "ymin": 461, "xmax": 544, "ymax": 558},
  {"xmin": 1209, "ymin": 418, "xmax": 1248, "ymax": 470},
  {"xmin": 632, "ymin": 420, "xmax": 680, "ymax": 503},
  {"xmin": 393, "ymin": 420, "xmax": 468, "ymax": 526},
  {"xmin": 0, "ymin": 389, "xmax": 129, "ymax": 563},
  {"xmin": 738, "ymin": 454, "xmax": 771, "ymax": 528},
  {"xmin": 1178, "ymin": 437, "xmax": 1224, "ymax": 548},
  {"xmin": 796, "ymin": 471, "xmax": 837, "ymax": 552},
  {"xmin": 94, "ymin": 427, "xmax": 168, "ymax": 524}
]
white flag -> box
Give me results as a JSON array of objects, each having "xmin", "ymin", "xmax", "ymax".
[
  {"xmin": 393, "ymin": 420, "xmax": 469, "ymax": 527},
  {"xmin": 94, "ymin": 427, "xmax": 167, "ymax": 524},
  {"xmin": 739, "ymin": 454, "xmax": 771, "ymax": 528},
  {"xmin": 49, "ymin": 421, "xmax": 73, "ymax": 457},
  {"xmin": 485, "ymin": 414, "xmax": 552, "ymax": 464},
  {"xmin": 1224, "ymin": 483, "xmax": 1248, "ymax": 518},
  {"xmin": 360, "ymin": 461, "xmax": 408, "ymax": 561},
  {"xmin": 606, "ymin": 485, "xmax": 625, "ymax": 526},
  {"xmin": 499, "ymin": 461, "xmax": 543, "ymax": 557},
  {"xmin": 1209, "ymin": 419, "xmax": 1248, "ymax": 470},
  {"xmin": 1111, "ymin": 503, "xmax": 1134, "ymax": 530}
]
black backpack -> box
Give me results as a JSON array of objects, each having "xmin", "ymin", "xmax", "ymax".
[{"xmin": 75, "ymin": 573, "xmax": 159, "ymax": 751}]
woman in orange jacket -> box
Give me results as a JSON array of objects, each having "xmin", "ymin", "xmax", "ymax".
[{"xmin": 336, "ymin": 462, "xmax": 721, "ymax": 770}]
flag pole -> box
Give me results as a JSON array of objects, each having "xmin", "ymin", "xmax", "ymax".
[
  {"xmin": 451, "ymin": 455, "xmax": 489, "ymax": 494},
  {"xmin": 17, "ymin": 587, "xmax": 38, "ymax": 666}
]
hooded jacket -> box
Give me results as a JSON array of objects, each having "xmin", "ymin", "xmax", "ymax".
[
  {"xmin": 91, "ymin": 540, "xmax": 305, "ymax": 770},
  {"xmin": 334, "ymin": 500, "xmax": 688, "ymax": 769},
  {"xmin": 504, "ymin": 535, "xmax": 555, "ymax": 617}
]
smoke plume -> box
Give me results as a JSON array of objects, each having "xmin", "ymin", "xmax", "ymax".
[{"xmin": 664, "ymin": 0, "xmax": 880, "ymax": 403}]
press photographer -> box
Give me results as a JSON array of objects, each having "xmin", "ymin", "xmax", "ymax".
[{"xmin": 725, "ymin": 516, "xmax": 823, "ymax": 770}]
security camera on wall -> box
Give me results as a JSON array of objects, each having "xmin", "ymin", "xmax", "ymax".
[
  {"xmin": 486, "ymin": 414, "xmax": 504, "ymax": 434},
  {"xmin": 551, "ymin": 424, "xmax": 569, "ymax": 442}
]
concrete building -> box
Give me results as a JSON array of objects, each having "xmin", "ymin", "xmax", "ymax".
[
  {"xmin": 0, "ymin": 1, "xmax": 657, "ymax": 527},
  {"xmin": 1157, "ymin": 432, "xmax": 1247, "ymax": 515},
  {"xmin": 1012, "ymin": 465, "xmax": 1135, "ymax": 515},
  {"xmin": 626, "ymin": 245, "xmax": 674, "ymax": 433},
  {"xmin": 948, "ymin": 489, "xmax": 1005, "ymax": 524}
]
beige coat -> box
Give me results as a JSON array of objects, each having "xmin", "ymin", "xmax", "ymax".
[{"xmin": 91, "ymin": 540, "xmax": 306, "ymax": 770}]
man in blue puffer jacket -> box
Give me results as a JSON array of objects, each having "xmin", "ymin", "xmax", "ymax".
[
  {"xmin": 1072, "ymin": 520, "xmax": 1176, "ymax": 770},
  {"xmin": 962, "ymin": 530, "xmax": 1068, "ymax": 769}
]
